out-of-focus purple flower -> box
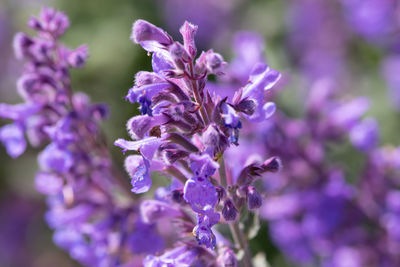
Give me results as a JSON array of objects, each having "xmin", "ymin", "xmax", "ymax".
[
  {"xmin": 340, "ymin": 0, "xmax": 397, "ymax": 42},
  {"xmin": 38, "ymin": 143, "xmax": 73, "ymax": 173},
  {"xmin": 349, "ymin": 118, "xmax": 379, "ymax": 151},
  {"xmin": 0, "ymin": 123, "xmax": 26, "ymax": 158},
  {"xmin": 67, "ymin": 45, "xmax": 89, "ymax": 68},
  {"xmin": 129, "ymin": 221, "xmax": 165, "ymax": 254},
  {"xmin": 35, "ymin": 171, "xmax": 64, "ymax": 195},
  {"xmin": 161, "ymin": 0, "xmax": 238, "ymax": 49},
  {"xmin": 286, "ymin": 0, "xmax": 348, "ymax": 82},
  {"xmin": 140, "ymin": 199, "xmax": 181, "ymax": 223},
  {"xmin": 1, "ymin": 7, "xmax": 169, "ymax": 266},
  {"xmin": 228, "ymin": 32, "xmax": 266, "ymax": 85}
]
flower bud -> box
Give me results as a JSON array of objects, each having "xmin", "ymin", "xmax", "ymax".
[
  {"xmin": 131, "ymin": 20, "xmax": 172, "ymax": 46},
  {"xmin": 234, "ymin": 98, "xmax": 256, "ymax": 115},
  {"xmin": 171, "ymin": 189, "xmax": 185, "ymax": 203},
  {"xmin": 67, "ymin": 45, "xmax": 89, "ymax": 68},
  {"xmin": 134, "ymin": 71, "xmax": 164, "ymax": 87},
  {"xmin": 247, "ymin": 186, "xmax": 262, "ymax": 210},
  {"xmin": 222, "ymin": 199, "xmax": 238, "ymax": 221},
  {"xmin": 162, "ymin": 148, "xmax": 189, "ymax": 164},
  {"xmin": 202, "ymin": 123, "xmax": 229, "ymax": 155},
  {"xmin": 169, "ymin": 42, "xmax": 190, "ymax": 65},
  {"xmin": 206, "ymin": 51, "xmax": 226, "ymax": 74},
  {"xmin": 261, "ymin": 156, "xmax": 282, "ymax": 173},
  {"xmin": 179, "ymin": 21, "xmax": 198, "ymax": 58},
  {"xmin": 13, "ymin": 33, "xmax": 33, "ymax": 59},
  {"xmin": 165, "ymin": 132, "xmax": 199, "ymax": 152}
]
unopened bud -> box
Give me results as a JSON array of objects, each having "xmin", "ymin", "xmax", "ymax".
[
  {"xmin": 179, "ymin": 21, "xmax": 198, "ymax": 58},
  {"xmin": 222, "ymin": 199, "xmax": 238, "ymax": 221},
  {"xmin": 235, "ymin": 98, "xmax": 256, "ymax": 115},
  {"xmin": 247, "ymin": 186, "xmax": 263, "ymax": 210},
  {"xmin": 206, "ymin": 51, "xmax": 226, "ymax": 74},
  {"xmin": 131, "ymin": 19, "xmax": 172, "ymax": 46},
  {"xmin": 262, "ymin": 157, "xmax": 282, "ymax": 173}
]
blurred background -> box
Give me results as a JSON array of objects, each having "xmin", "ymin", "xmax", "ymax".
[{"xmin": 0, "ymin": 0, "xmax": 399, "ymax": 266}]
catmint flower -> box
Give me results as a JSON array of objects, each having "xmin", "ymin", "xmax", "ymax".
[
  {"xmin": 117, "ymin": 18, "xmax": 280, "ymax": 256},
  {"xmin": 184, "ymin": 176, "xmax": 218, "ymax": 214},
  {"xmin": 234, "ymin": 63, "xmax": 280, "ymax": 122},
  {"xmin": 124, "ymin": 155, "xmax": 152, "ymax": 194}
]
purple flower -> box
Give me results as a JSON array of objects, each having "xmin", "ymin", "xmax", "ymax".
[
  {"xmin": 143, "ymin": 245, "xmax": 200, "ymax": 267},
  {"xmin": 35, "ymin": 171, "xmax": 63, "ymax": 195},
  {"xmin": 237, "ymin": 63, "xmax": 280, "ymax": 122},
  {"xmin": 124, "ymin": 155, "xmax": 152, "ymax": 194},
  {"xmin": 0, "ymin": 123, "xmax": 26, "ymax": 158},
  {"xmin": 228, "ymin": 32, "xmax": 266, "ymax": 85},
  {"xmin": 129, "ymin": 221, "xmax": 165, "ymax": 254},
  {"xmin": 349, "ymin": 118, "xmax": 379, "ymax": 151},
  {"xmin": 184, "ymin": 176, "xmax": 218, "ymax": 213},
  {"xmin": 189, "ymin": 153, "xmax": 219, "ymax": 177},
  {"xmin": 38, "ymin": 144, "xmax": 73, "ymax": 173},
  {"xmin": 131, "ymin": 19, "xmax": 173, "ymax": 52},
  {"xmin": 140, "ymin": 199, "xmax": 181, "ymax": 223},
  {"xmin": 67, "ymin": 45, "xmax": 89, "ymax": 68}
]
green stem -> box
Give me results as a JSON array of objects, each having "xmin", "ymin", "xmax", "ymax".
[
  {"xmin": 218, "ymin": 156, "xmax": 228, "ymax": 188},
  {"xmin": 229, "ymin": 222, "xmax": 253, "ymax": 267}
]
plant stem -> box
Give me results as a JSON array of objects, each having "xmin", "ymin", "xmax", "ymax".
[
  {"xmin": 229, "ymin": 222, "xmax": 253, "ymax": 267},
  {"xmin": 218, "ymin": 156, "xmax": 228, "ymax": 188},
  {"xmin": 219, "ymin": 155, "xmax": 253, "ymax": 267}
]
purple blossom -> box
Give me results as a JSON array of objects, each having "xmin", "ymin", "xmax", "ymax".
[
  {"xmin": 349, "ymin": 118, "xmax": 379, "ymax": 151},
  {"xmin": 124, "ymin": 155, "xmax": 152, "ymax": 194},
  {"xmin": 0, "ymin": 123, "xmax": 26, "ymax": 158},
  {"xmin": 117, "ymin": 18, "xmax": 280, "ymax": 260}
]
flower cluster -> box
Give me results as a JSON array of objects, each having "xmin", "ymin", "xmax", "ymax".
[
  {"xmin": 116, "ymin": 19, "xmax": 281, "ymax": 265},
  {"xmin": 0, "ymin": 8, "xmax": 165, "ymax": 266}
]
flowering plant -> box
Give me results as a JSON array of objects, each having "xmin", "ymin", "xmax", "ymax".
[{"xmin": 0, "ymin": 7, "xmax": 281, "ymax": 267}]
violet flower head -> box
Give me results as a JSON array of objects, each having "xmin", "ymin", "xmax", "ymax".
[
  {"xmin": 116, "ymin": 18, "xmax": 280, "ymax": 264},
  {"xmin": 1, "ymin": 7, "xmax": 168, "ymax": 266}
]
